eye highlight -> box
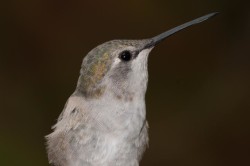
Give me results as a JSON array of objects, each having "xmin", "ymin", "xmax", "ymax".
[{"xmin": 119, "ymin": 50, "xmax": 132, "ymax": 62}]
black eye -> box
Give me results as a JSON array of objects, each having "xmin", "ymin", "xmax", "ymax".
[{"xmin": 119, "ymin": 51, "xmax": 132, "ymax": 61}]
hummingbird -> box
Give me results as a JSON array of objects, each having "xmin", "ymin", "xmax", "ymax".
[{"xmin": 46, "ymin": 13, "xmax": 217, "ymax": 166}]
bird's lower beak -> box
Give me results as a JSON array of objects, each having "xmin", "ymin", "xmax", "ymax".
[{"xmin": 142, "ymin": 12, "xmax": 218, "ymax": 50}]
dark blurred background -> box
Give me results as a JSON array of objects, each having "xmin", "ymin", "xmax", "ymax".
[{"xmin": 1, "ymin": 0, "xmax": 250, "ymax": 165}]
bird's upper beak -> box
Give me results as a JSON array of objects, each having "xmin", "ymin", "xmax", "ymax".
[{"xmin": 142, "ymin": 12, "xmax": 218, "ymax": 50}]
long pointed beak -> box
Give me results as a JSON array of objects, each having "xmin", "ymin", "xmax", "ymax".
[{"xmin": 143, "ymin": 12, "xmax": 218, "ymax": 49}]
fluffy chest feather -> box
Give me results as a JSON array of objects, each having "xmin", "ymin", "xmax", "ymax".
[
  {"xmin": 47, "ymin": 96, "xmax": 148, "ymax": 166},
  {"xmin": 73, "ymin": 98, "xmax": 148, "ymax": 166}
]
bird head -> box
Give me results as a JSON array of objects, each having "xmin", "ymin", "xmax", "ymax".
[{"xmin": 76, "ymin": 13, "xmax": 218, "ymax": 100}]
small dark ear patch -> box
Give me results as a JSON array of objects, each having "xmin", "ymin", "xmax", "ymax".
[
  {"xmin": 110, "ymin": 59, "xmax": 131, "ymax": 87},
  {"xmin": 71, "ymin": 108, "xmax": 76, "ymax": 114}
]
